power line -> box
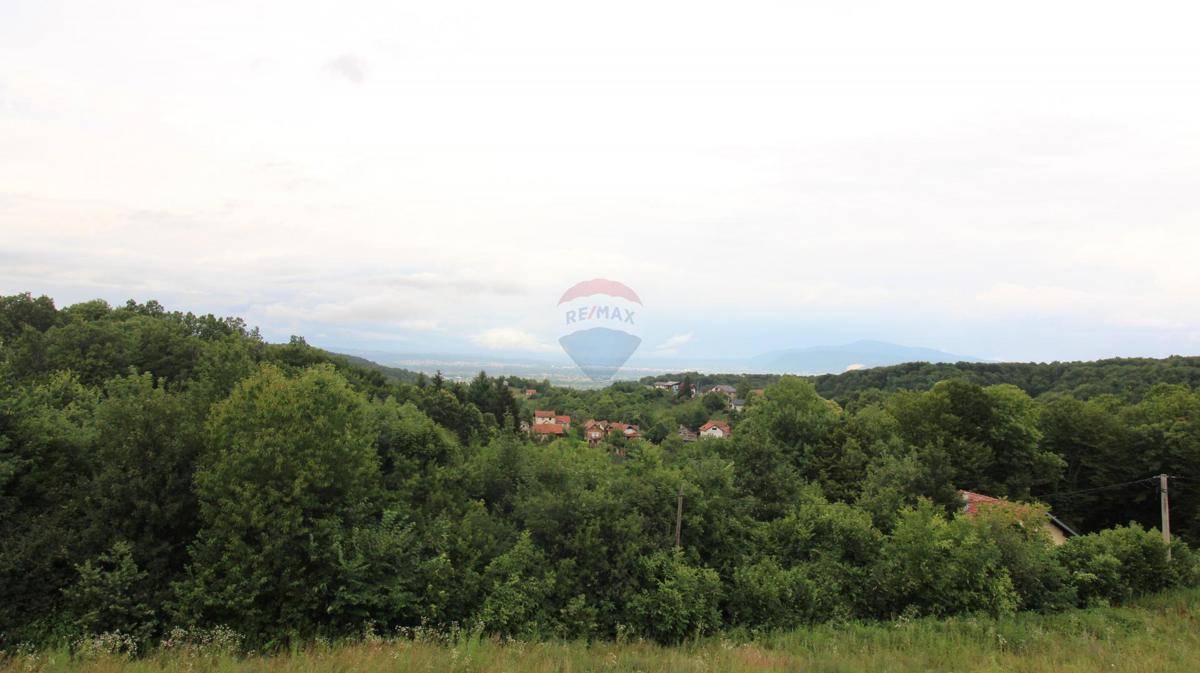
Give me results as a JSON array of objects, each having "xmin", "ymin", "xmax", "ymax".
[{"xmin": 1032, "ymin": 476, "xmax": 1158, "ymax": 500}]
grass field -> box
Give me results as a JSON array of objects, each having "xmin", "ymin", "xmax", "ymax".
[{"xmin": 5, "ymin": 587, "xmax": 1199, "ymax": 673}]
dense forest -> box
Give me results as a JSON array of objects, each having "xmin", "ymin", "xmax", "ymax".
[
  {"xmin": 1, "ymin": 293, "xmax": 1198, "ymax": 651},
  {"xmin": 642, "ymin": 356, "xmax": 1200, "ymax": 405}
]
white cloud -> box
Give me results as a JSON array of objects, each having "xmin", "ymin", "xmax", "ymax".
[
  {"xmin": 470, "ymin": 327, "xmax": 556, "ymax": 353},
  {"xmin": 652, "ymin": 332, "xmax": 695, "ymax": 355},
  {"xmin": 3, "ymin": 1, "xmax": 1200, "ymax": 362},
  {"xmin": 326, "ymin": 53, "xmax": 366, "ymax": 84}
]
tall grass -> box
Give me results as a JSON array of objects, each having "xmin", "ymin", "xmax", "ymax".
[{"xmin": 5, "ymin": 587, "xmax": 1199, "ymax": 673}]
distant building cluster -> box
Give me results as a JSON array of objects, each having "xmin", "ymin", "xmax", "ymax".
[{"xmin": 525, "ymin": 380, "xmax": 753, "ymax": 446}]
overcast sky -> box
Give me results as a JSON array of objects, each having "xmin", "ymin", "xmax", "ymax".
[{"xmin": 2, "ymin": 0, "xmax": 1199, "ymax": 363}]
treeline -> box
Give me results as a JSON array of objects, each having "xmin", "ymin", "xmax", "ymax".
[
  {"xmin": 645, "ymin": 356, "xmax": 1200, "ymax": 405},
  {"xmin": 1, "ymin": 293, "xmax": 1198, "ymax": 651}
]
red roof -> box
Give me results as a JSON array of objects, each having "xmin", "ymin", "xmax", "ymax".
[
  {"xmin": 959, "ymin": 490, "xmax": 1007, "ymax": 515},
  {"xmin": 531, "ymin": 424, "xmax": 565, "ymax": 435},
  {"xmin": 699, "ymin": 420, "xmax": 731, "ymax": 436},
  {"xmin": 555, "ymin": 415, "xmax": 571, "ymax": 424},
  {"xmin": 534, "ymin": 410, "xmax": 555, "ymax": 417}
]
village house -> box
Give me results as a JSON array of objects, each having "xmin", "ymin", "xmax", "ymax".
[
  {"xmin": 583, "ymin": 419, "xmax": 640, "ymax": 445},
  {"xmin": 677, "ymin": 425, "xmax": 698, "ymax": 442},
  {"xmin": 583, "ymin": 419, "xmax": 609, "ymax": 444},
  {"xmin": 699, "ymin": 420, "xmax": 732, "ymax": 439},
  {"xmin": 959, "ymin": 490, "xmax": 1078, "ymax": 545},
  {"xmin": 533, "ymin": 410, "xmax": 571, "ymax": 430},
  {"xmin": 531, "ymin": 423, "xmax": 566, "ymax": 440},
  {"xmin": 730, "ymin": 398, "xmax": 746, "ymax": 413},
  {"xmin": 707, "ymin": 384, "xmax": 738, "ymax": 396},
  {"xmin": 609, "ymin": 422, "xmax": 640, "ymax": 440},
  {"xmin": 653, "ymin": 380, "xmax": 681, "ymax": 393}
]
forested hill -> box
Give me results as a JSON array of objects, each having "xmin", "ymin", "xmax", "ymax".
[
  {"xmin": 812, "ymin": 357, "xmax": 1200, "ymax": 403},
  {"xmin": 336, "ymin": 353, "xmax": 422, "ymax": 384},
  {"xmin": 0, "ymin": 293, "xmax": 422, "ymax": 390},
  {"xmin": 642, "ymin": 356, "xmax": 1200, "ymax": 404}
]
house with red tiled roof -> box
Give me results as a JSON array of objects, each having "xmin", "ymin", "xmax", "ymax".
[
  {"xmin": 958, "ymin": 490, "xmax": 1078, "ymax": 546},
  {"xmin": 699, "ymin": 420, "xmax": 732, "ymax": 439},
  {"xmin": 531, "ymin": 424, "xmax": 566, "ymax": 440},
  {"xmin": 609, "ymin": 422, "xmax": 640, "ymax": 439},
  {"xmin": 583, "ymin": 420, "xmax": 640, "ymax": 445},
  {"xmin": 583, "ymin": 420, "xmax": 609, "ymax": 444},
  {"xmin": 533, "ymin": 410, "xmax": 570, "ymax": 431}
]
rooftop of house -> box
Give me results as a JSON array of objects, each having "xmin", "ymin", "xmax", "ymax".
[
  {"xmin": 531, "ymin": 424, "xmax": 565, "ymax": 435},
  {"xmin": 960, "ymin": 490, "xmax": 1005, "ymax": 515},
  {"xmin": 958, "ymin": 490, "xmax": 1080, "ymax": 538},
  {"xmin": 699, "ymin": 420, "xmax": 732, "ymax": 435}
]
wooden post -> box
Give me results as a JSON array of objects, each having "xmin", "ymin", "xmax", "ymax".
[
  {"xmin": 1160, "ymin": 474, "xmax": 1171, "ymax": 561},
  {"xmin": 674, "ymin": 483, "xmax": 684, "ymax": 549}
]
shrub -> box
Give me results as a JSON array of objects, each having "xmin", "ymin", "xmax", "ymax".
[
  {"xmin": 158, "ymin": 625, "xmax": 243, "ymax": 657},
  {"xmin": 477, "ymin": 532, "xmax": 555, "ymax": 638},
  {"xmin": 63, "ymin": 542, "xmax": 156, "ymax": 644},
  {"xmin": 728, "ymin": 558, "xmax": 821, "ymax": 629},
  {"xmin": 961, "ymin": 502, "xmax": 1075, "ymax": 611},
  {"xmin": 730, "ymin": 496, "xmax": 882, "ymax": 626},
  {"xmin": 70, "ymin": 631, "xmax": 138, "ymax": 660},
  {"xmin": 627, "ymin": 550, "xmax": 722, "ymax": 643},
  {"xmin": 873, "ymin": 501, "xmax": 1019, "ymax": 618},
  {"xmin": 1058, "ymin": 524, "xmax": 1178, "ymax": 605}
]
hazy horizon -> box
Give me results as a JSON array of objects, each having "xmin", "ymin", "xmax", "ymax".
[{"xmin": 4, "ymin": 1, "xmax": 1200, "ymax": 366}]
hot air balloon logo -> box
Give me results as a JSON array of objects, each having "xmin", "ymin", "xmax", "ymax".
[{"xmin": 556, "ymin": 279, "xmax": 643, "ymax": 382}]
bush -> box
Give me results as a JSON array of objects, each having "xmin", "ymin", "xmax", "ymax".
[
  {"xmin": 729, "ymin": 558, "xmax": 826, "ymax": 629},
  {"xmin": 63, "ymin": 542, "xmax": 156, "ymax": 644},
  {"xmin": 627, "ymin": 550, "xmax": 722, "ymax": 643},
  {"xmin": 873, "ymin": 501, "xmax": 1019, "ymax": 618},
  {"xmin": 477, "ymin": 532, "xmax": 555, "ymax": 638},
  {"xmin": 329, "ymin": 509, "xmax": 424, "ymax": 631},
  {"xmin": 729, "ymin": 497, "xmax": 881, "ymax": 626},
  {"xmin": 1058, "ymin": 524, "xmax": 1179, "ymax": 606},
  {"xmin": 962, "ymin": 502, "xmax": 1075, "ymax": 611}
]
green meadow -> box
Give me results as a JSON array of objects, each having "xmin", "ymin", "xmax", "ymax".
[{"xmin": 6, "ymin": 587, "xmax": 1198, "ymax": 673}]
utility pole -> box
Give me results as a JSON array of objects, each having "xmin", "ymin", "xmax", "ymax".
[
  {"xmin": 674, "ymin": 483, "xmax": 684, "ymax": 549},
  {"xmin": 1160, "ymin": 474, "xmax": 1171, "ymax": 561}
]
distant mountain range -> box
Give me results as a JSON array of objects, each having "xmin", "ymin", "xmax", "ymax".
[{"xmin": 748, "ymin": 340, "xmax": 982, "ymax": 375}]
